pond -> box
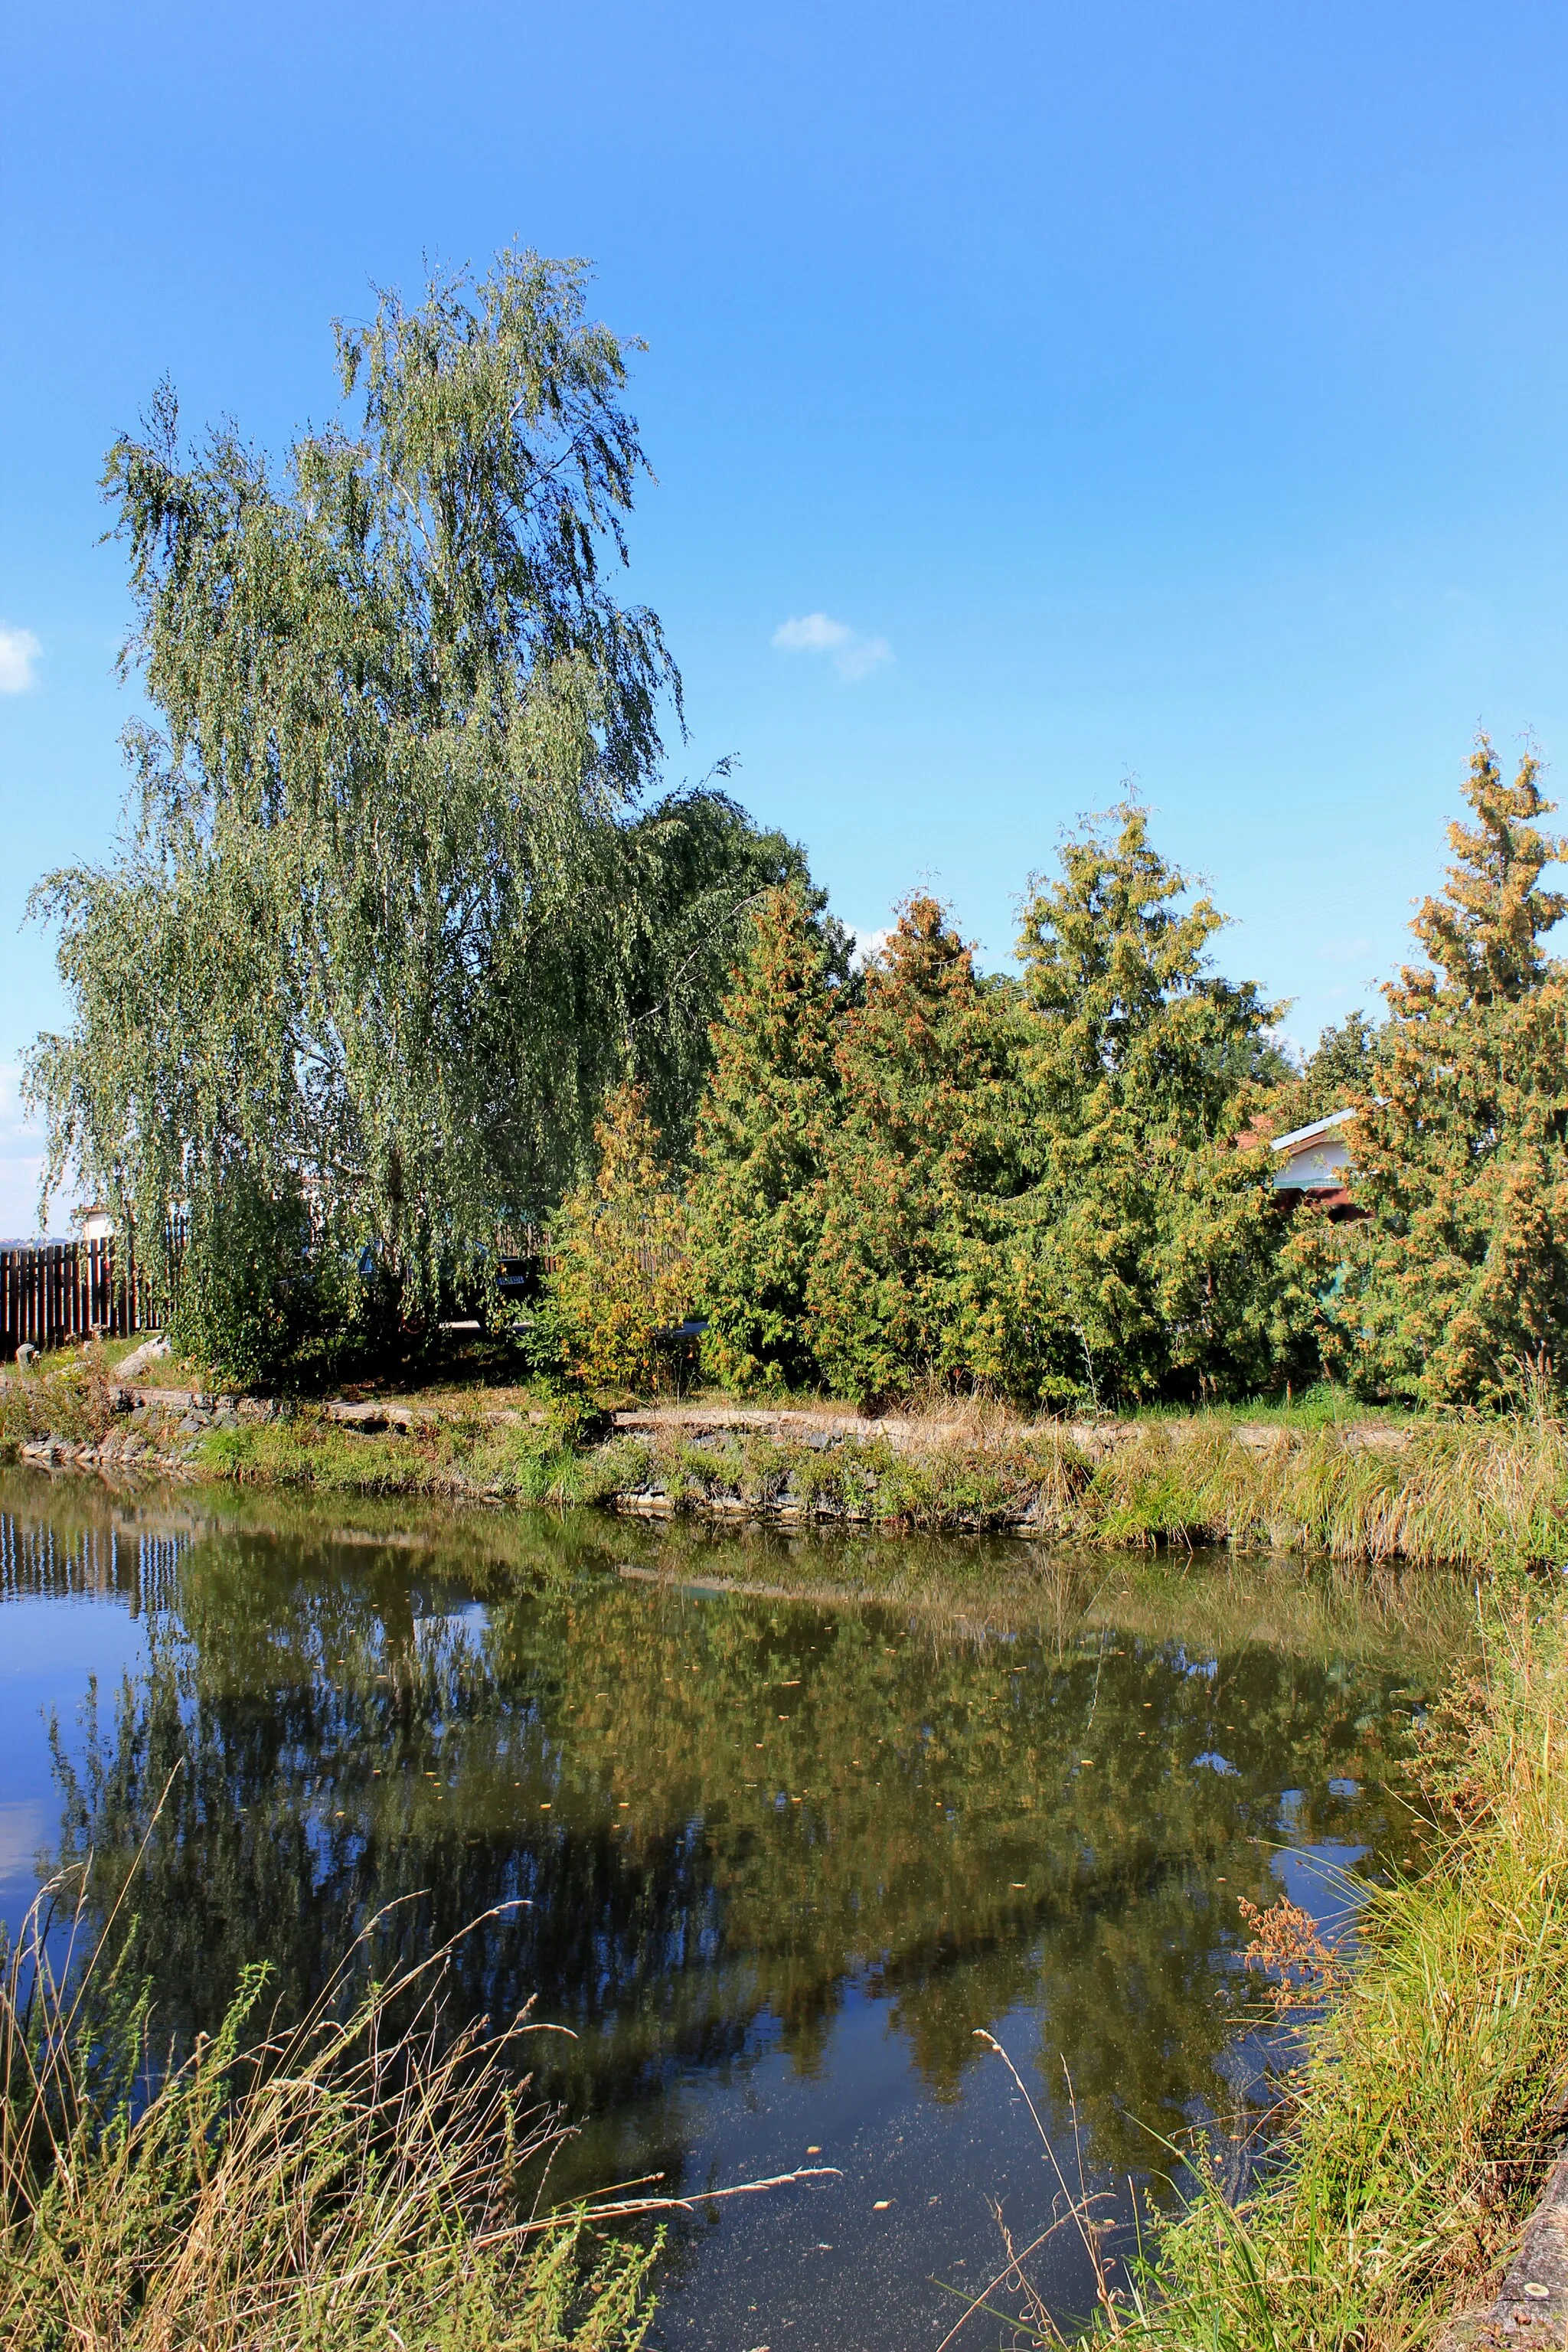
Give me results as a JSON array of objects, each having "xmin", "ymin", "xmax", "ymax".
[{"xmin": 0, "ymin": 1471, "xmax": 1469, "ymax": 2350}]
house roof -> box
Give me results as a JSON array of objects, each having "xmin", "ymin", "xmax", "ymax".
[{"xmin": 1271, "ymin": 1108, "xmax": 1356, "ymax": 1154}]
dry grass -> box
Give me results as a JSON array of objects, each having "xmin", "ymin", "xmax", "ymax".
[
  {"xmin": 12, "ymin": 1351, "xmax": 1568, "ymax": 1570},
  {"xmin": 1083, "ymin": 1413, "xmax": 1568, "ymax": 1569},
  {"xmin": 589, "ymin": 1410, "xmax": 1568, "ymax": 1566},
  {"xmin": 0, "ymin": 1859, "xmax": 662, "ymax": 2351},
  {"xmin": 0, "ymin": 1350, "xmax": 126, "ymax": 1452}
]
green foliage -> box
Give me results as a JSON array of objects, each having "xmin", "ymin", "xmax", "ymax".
[
  {"xmin": 692, "ymin": 818, "xmax": 1305, "ymax": 1410},
  {"xmin": 24, "ymin": 248, "xmax": 804, "ymax": 1334},
  {"xmin": 1300, "ymin": 1007, "xmax": 1380, "ymax": 1118},
  {"xmin": 805, "ymin": 897, "xmax": 1021, "ymax": 1402},
  {"xmin": 166, "ymin": 1171, "xmax": 314, "ymax": 1388},
  {"xmin": 1008, "ymin": 802, "xmax": 1299, "ymax": 1405},
  {"xmin": 689, "ymin": 880, "xmax": 850, "ymax": 1390},
  {"xmin": 1298, "ymin": 740, "xmax": 1568, "ymax": 1404},
  {"xmin": 546, "ymin": 1083, "xmax": 694, "ymax": 1393}
]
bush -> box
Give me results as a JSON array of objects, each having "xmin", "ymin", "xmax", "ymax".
[{"xmin": 168, "ymin": 1172, "xmax": 314, "ymax": 1390}]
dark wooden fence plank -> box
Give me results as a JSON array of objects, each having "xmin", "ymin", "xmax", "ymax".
[{"xmin": 0, "ymin": 1225, "xmax": 185, "ymax": 1359}]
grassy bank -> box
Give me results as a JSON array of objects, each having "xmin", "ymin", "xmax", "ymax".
[
  {"xmin": 8, "ymin": 1350, "xmax": 1568, "ymax": 1570},
  {"xmin": 1, "ymin": 1877, "xmax": 658, "ymax": 2351},
  {"xmin": 988, "ymin": 1593, "xmax": 1568, "ymax": 2348},
  {"xmin": 18, "ymin": 1374, "xmax": 1568, "ymax": 1571}
]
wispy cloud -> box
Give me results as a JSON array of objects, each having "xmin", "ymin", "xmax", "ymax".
[
  {"xmin": 772, "ymin": 611, "xmax": 893, "ymax": 682},
  {"xmin": 0, "ymin": 626, "xmax": 41, "ymax": 694},
  {"xmin": 847, "ymin": 924, "xmax": 893, "ymax": 972},
  {"xmin": 1317, "ymin": 936, "xmax": 1374, "ymax": 965}
]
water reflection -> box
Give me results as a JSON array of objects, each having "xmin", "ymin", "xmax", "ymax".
[{"xmin": 0, "ymin": 1475, "xmax": 1466, "ymax": 2350}]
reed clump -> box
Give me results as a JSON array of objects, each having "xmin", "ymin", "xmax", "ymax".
[
  {"xmin": 0, "ymin": 1877, "xmax": 658, "ymax": 2351},
  {"xmin": 1083, "ymin": 1413, "xmax": 1568, "ymax": 1569}
]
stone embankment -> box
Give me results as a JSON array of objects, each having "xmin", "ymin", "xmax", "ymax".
[
  {"xmin": 1440, "ymin": 2154, "xmax": 1568, "ymax": 2347},
  {"xmin": 16, "ymin": 1386, "xmax": 283, "ymax": 1480},
  {"xmin": 14, "ymin": 1364, "xmax": 1522, "ymax": 1575}
]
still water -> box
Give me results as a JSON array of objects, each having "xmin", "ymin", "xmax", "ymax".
[{"xmin": 0, "ymin": 1472, "xmax": 1468, "ymax": 2350}]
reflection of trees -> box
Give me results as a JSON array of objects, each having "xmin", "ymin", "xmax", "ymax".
[{"xmin": 5, "ymin": 1472, "xmax": 1462, "ymax": 2198}]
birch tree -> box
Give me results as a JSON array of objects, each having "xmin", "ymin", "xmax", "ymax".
[{"xmin": 26, "ymin": 250, "xmax": 802, "ymax": 1335}]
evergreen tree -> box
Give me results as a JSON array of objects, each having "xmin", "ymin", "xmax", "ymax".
[
  {"xmin": 546, "ymin": 1083, "xmax": 694, "ymax": 1393},
  {"xmin": 805, "ymin": 897, "xmax": 1020, "ymax": 1403},
  {"xmin": 1011, "ymin": 802, "xmax": 1293, "ymax": 1404},
  {"xmin": 688, "ymin": 884, "xmax": 849, "ymax": 1391},
  {"xmin": 1302, "ymin": 1010, "xmax": 1380, "ymax": 1112},
  {"xmin": 1302, "ymin": 740, "xmax": 1568, "ymax": 1403}
]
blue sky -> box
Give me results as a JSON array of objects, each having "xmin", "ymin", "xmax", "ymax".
[{"xmin": 5, "ymin": 1, "xmax": 1568, "ymax": 1232}]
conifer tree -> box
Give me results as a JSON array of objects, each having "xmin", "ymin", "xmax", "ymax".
[
  {"xmin": 1302, "ymin": 740, "xmax": 1568, "ymax": 1403},
  {"xmin": 1011, "ymin": 803, "xmax": 1292, "ymax": 1403},
  {"xmin": 805, "ymin": 897, "xmax": 1019, "ymax": 1402},
  {"xmin": 547, "ymin": 1083, "xmax": 694, "ymax": 1393},
  {"xmin": 688, "ymin": 884, "xmax": 848, "ymax": 1390}
]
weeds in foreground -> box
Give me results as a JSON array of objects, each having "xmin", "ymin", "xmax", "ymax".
[
  {"xmin": 0, "ymin": 1349, "xmax": 124, "ymax": 1454},
  {"xmin": 946, "ymin": 1597, "xmax": 1568, "ymax": 2349},
  {"xmin": 0, "ymin": 1828, "xmax": 838, "ymax": 2350},
  {"xmin": 0, "ymin": 1864, "xmax": 661, "ymax": 2350}
]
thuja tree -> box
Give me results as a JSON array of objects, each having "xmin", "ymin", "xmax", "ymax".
[
  {"xmin": 24, "ymin": 249, "xmax": 801, "ymax": 1364},
  {"xmin": 688, "ymin": 883, "xmax": 852, "ymax": 1391},
  {"xmin": 1301, "ymin": 740, "xmax": 1568, "ymax": 1404},
  {"xmin": 546, "ymin": 1083, "xmax": 694, "ymax": 1393},
  {"xmin": 1010, "ymin": 803, "xmax": 1297, "ymax": 1405},
  {"xmin": 805, "ymin": 897, "xmax": 1021, "ymax": 1403}
]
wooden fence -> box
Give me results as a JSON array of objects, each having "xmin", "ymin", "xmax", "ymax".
[{"xmin": 0, "ymin": 1233, "xmax": 178, "ymax": 1361}]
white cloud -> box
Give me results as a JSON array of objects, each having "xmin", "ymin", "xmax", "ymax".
[
  {"xmin": 847, "ymin": 925, "xmax": 893, "ymax": 972},
  {"xmin": 772, "ymin": 611, "xmax": 893, "ymax": 682},
  {"xmin": 0, "ymin": 626, "xmax": 41, "ymax": 694}
]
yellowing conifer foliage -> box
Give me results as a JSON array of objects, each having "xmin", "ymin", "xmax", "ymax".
[
  {"xmin": 1006, "ymin": 803, "xmax": 1295, "ymax": 1403},
  {"xmin": 805, "ymin": 897, "xmax": 1020, "ymax": 1403},
  {"xmin": 1302, "ymin": 740, "xmax": 1568, "ymax": 1404},
  {"xmin": 546, "ymin": 1084, "xmax": 694, "ymax": 1393}
]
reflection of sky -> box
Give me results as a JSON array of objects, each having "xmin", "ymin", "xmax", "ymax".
[
  {"xmin": 1271, "ymin": 1840, "xmax": 1370, "ymax": 1944},
  {"xmin": 0, "ymin": 1593, "xmax": 149, "ymax": 1930}
]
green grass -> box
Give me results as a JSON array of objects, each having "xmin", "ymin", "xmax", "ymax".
[
  {"xmin": 573, "ymin": 1412, "xmax": 1568, "ymax": 1568},
  {"xmin": 12, "ymin": 1341, "xmax": 1568, "ymax": 1570},
  {"xmin": 196, "ymin": 1413, "xmax": 593, "ymax": 1504},
  {"xmin": 0, "ymin": 1872, "xmax": 658, "ymax": 2351},
  {"xmin": 0, "ymin": 1354, "xmax": 125, "ymax": 1450}
]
